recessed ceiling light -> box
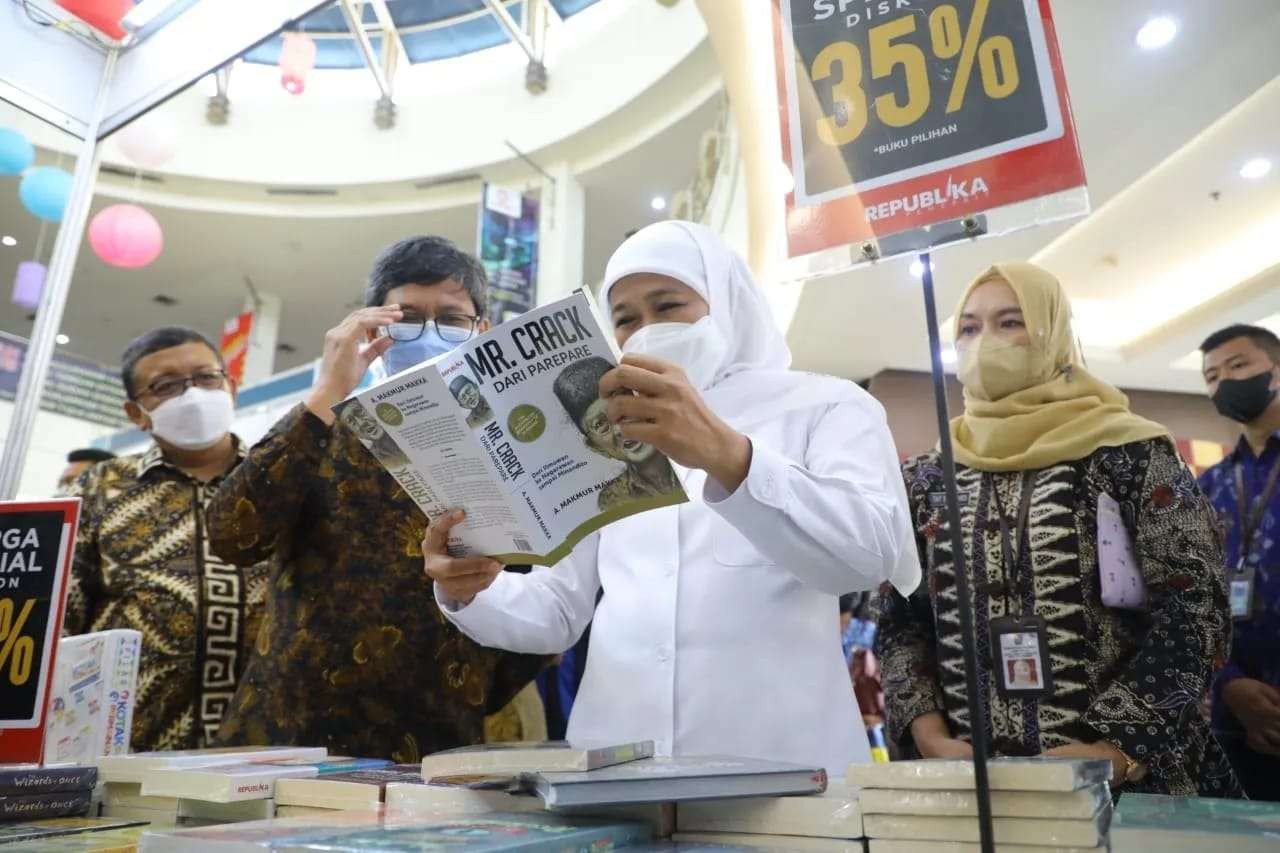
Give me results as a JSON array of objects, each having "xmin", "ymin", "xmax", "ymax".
[
  {"xmin": 55, "ymin": 334, "xmax": 69, "ymax": 345},
  {"xmin": 910, "ymin": 259, "xmax": 932, "ymax": 278},
  {"xmin": 1136, "ymin": 16, "xmax": 1177, "ymax": 50},
  {"xmin": 941, "ymin": 346, "xmax": 957, "ymax": 365},
  {"xmin": 1240, "ymin": 158, "xmax": 1273, "ymax": 180},
  {"xmin": 1, "ymin": 236, "xmax": 16, "ymax": 247},
  {"xmin": 650, "ymin": 196, "xmax": 667, "ymax": 212}
]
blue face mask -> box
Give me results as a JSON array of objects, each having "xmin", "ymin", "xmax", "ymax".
[{"xmin": 381, "ymin": 325, "xmax": 462, "ymax": 376}]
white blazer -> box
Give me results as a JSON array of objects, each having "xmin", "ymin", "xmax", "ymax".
[{"xmin": 438, "ymin": 393, "xmax": 919, "ymax": 774}]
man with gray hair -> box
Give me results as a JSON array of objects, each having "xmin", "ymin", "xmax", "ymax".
[{"xmin": 206, "ymin": 235, "xmax": 545, "ymax": 761}]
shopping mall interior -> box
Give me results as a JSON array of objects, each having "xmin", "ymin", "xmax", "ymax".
[{"xmin": 1, "ymin": 0, "xmax": 1279, "ymax": 495}]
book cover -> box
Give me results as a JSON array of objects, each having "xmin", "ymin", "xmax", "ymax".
[
  {"xmin": 338, "ymin": 289, "xmax": 688, "ymax": 566},
  {"xmin": 137, "ymin": 811, "xmax": 651, "ymax": 852},
  {"xmin": 12, "ymin": 825, "xmax": 147, "ymax": 852},
  {"xmin": 858, "ymin": 783, "xmax": 1109, "ymax": 819},
  {"xmin": 264, "ymin": 757, "xmax": 392, "ymax": 774},
  {"xmin": 384, "ymin": 782, "xmax": 545, "ymax": 816},
  {"xmin": 533, "ymin": 756, "xmax": 828, "ymax": 809},
  {"xmin": 1111, "ymin": 793, "xmax": 1280, "ymax": 853},
  {"xmin": 421, "ymin": 740, "xmax": 653, "ymax": 777},
  {"xmin": 862, "ymin": 805, "xmax": 1111, "ymax": 847},
  {"xmin": 0, "ymin": 790, "xmax": 93, "ymax": 820},
  {"xmin": 676, "ymin": 782, "xmax": 862, "ymax": 839},
  {"xmin": 43, "ymin": 630, "xmax": 142, "ymax": 767},
  {"xmin": 140, "ymin": 761, "xmax": 321, "ymax": 802},
  {"xmin": 98, "ymin": 746, "xmax": 327, "ymax": 784},
  {"xmin": 848, "ymin": 758, "xmax": 1111, "ymax": 792},
  {"xmin": 672, "ymin": 832, "xmax": 863, "ymax": 852},
  {"xmin": 274, "ymin": 766, "xmax": 424, "ymax": 809},
  {"xmin": 868, "ymin": 842, "xmax": 1106, "ymax": 853},
  {"xmin": 0, "ymin": 817, "xmax": 147, "ymax": 845},
  {"xmin": 0, "ymin": 764, "xmax": 97, "ymax": 795}
]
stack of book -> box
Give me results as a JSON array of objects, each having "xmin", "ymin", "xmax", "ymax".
[
  {"xmin": 671, "ymin": 781, "xmax": 863, "ymax": 851},
  {"xmin": 274, "ymin": 765, "xmax": 426, "ymax": 818},
  {"xmin": 96, "ymin": 746, "xmax": 334, "ymax": 827},
  {"xmin": 850, "ymin": 758, "xmax": 1113, "ymax": 853},
  {"xmin": 1110, "ymin": 792, "xmax": 1280, "ymax": 852},
  {"xmin": 0, "ymin": 765, "xmax": 99, "ymax": 822},
  {"xmin": 136, "ymin": 810, "xmax": 653, "ymax": 851}
]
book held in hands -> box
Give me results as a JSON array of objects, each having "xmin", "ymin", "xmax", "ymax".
[{"xmin": 336, "ymin": 290, "xmax": 688, "ymax": 566}]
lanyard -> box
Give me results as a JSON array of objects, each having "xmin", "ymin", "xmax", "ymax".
[
  {"xmin": 988, "ymin": 470, "xmax": 1036, "ymax": 606},
  {"xmin": 1233, "ymin": 454, "xmax": 1280, "ymax": 570}
]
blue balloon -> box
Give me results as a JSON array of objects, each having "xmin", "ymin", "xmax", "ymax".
[
  {"xmin": 19, "ymin": 166, "xmax": 73, "ymax": 223},
  {"xmin": 0, "ymin": 128, "xmax": 34, "ymax": 176}
]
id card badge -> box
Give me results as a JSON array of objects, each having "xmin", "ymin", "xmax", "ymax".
[
  {"xmin": 989, "ymin": 615, "xmax": 1054, "ymax": 699},
  {"xmin": 1229, "ymin": 564, "xmax": 1257, "ymax": 620}
]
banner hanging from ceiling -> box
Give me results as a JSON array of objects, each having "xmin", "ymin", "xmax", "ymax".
[
  {"xmin": 477, "ymin": 184, "xmax": 540, "ymax": 324},
  {"xmin": 775, "ymin": 0, "xmax": 1086, "ymax": 257}
]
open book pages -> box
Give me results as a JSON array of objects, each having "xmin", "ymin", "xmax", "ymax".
[{"xmin": 336, "ymin": 289, "xmax": 688, "ymax": 566}]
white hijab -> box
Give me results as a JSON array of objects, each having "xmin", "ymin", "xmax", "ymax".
[
  {"xmin": 601, "ymin": 220, "xmax": 860, "ymax": 428},
  {"xmin": 602, "ymin": 221, "xmax": 920, "ymax": 597}
]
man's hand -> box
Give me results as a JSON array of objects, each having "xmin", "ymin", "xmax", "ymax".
[
  {"xmin": 1223, "ymin": 678, "xmax": 1280, "ymax": 757},
  {"xmin": 304, "ymin": 305, "xmax": 402, "ymax": 425},
  {"xmin": 599, "ymin": 353, "xmax": 751, "ymax": 493},
  {"xmin": 423, "ymin": 510, "xmax": 502, "ymax": 607},
  {"xmin": 1043, "ymin": 741, "xmax": 1136, "ymax": 786}
]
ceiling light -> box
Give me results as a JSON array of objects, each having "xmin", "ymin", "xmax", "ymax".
[
  {"xmin": 1, "ymin": 236, "xmax": 15, "ymax": 247},
  {"xmin": 1240, "ymin": 158, "xmax": 1273, "ymax": 180},
  {"xmin": 941, "ymin": 346, "xmax": 957, "ymax": 365},
  {"xmin": 1135, "ymin": 16, "xmax": 1177, "ymax": 50},
  {"xmin": 910, "ymin": 259, "xmax": 932, "ymax": 278},
  {"xmin": 650, "ymin": 196, "xmax": 667, "ymax": 212},
  {"xmin": 55, "ymin": 334, "xmax": 69, "ymax": 345}
]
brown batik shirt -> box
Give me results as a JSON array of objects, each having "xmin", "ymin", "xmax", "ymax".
[
  {"xmin": 64, "ymin": 444, "xmax": 270, "ymax": 752},
  {"xmin": 205, "ymin": 404, "xmax": 547, "ymax": 764}
]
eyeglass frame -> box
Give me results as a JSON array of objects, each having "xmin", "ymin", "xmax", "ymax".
[
  {"xmin": 382, "ymin": 312, "xmax": 482, "ymax": 344},
  {"xmin": 134, "ymin": 368, "xmax": 230, "ymax": 402}
]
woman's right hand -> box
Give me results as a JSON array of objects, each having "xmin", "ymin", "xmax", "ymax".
[
  {"xmin": 423, "ymin": 510, "xmax": 502, "ymax": 607},
  {"xmin": 910, "ymin": 711, "xmax": 974, "ymax": 759}
]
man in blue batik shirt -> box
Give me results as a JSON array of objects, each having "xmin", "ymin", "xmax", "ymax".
[{"xmin": 1199, "ymin": 324, "xmax": 1280, "ymax": 801}]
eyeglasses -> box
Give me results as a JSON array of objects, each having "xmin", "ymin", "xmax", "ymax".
[
  {"xmin": 139, "ymin": 369, "xmax": 228, "ymax": 401},
  {"xmin": 386, "ymin": 313, "xmax": 480, "ymax": 344}
]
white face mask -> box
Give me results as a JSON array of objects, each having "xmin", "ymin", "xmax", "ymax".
[
  {"xmin": 146, "ymin": 387, "xmax": 235, "ymax": 450},
  {"xmin": 622, "ymin": 316, "xmax": 729, "ymax": 390}
]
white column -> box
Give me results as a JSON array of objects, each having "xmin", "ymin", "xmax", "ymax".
[
  {"xmin": 240, "ymin": 292, "xmax": 280, "ymax": 387},
  {"xmin": 536, "ymin": 160, "xmax": 585, "ymax": 305}
]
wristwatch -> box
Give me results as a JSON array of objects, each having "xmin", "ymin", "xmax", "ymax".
[{"xmin": 1110, "ymin": 743, "xmax": 1140, "ymax": 784}]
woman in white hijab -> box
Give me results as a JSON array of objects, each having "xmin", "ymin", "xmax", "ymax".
[{"xmin": 425, "ymin": 221, "xmax": 919, "ymax": 773}]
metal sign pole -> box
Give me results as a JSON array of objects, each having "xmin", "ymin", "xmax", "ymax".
[
  {"xmin": 0, "ymin": 50, "xmax": 117, "ymax": 499},
  {"xmin": 919, "ymin": 251, "xmax": 996, "ymax": 853}
]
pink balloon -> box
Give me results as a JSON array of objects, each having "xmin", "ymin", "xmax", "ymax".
[{"xmin": 88, "ymin": 204, "xmax": 163, "ymax": 269}]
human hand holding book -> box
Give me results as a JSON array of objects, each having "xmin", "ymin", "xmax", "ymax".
[
  {"xmin": 599, "ymin": 353, "xmax": 752, "ymax": 494},
  {"xmin": 424, "ymin": 509, "xmax": 501, "ymax": 607}
]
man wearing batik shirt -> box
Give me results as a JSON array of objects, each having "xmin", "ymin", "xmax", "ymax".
[
  {"xmin": 1199, "ymin": 323, "xmax": 1280, "ymax": 802},
  {"xmin": 64, "ymin": 327, "xmax": 268, "ymax": 751}
]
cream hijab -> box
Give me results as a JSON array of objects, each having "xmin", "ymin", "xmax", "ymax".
[{"xmin": 950, "ymin": 262, "xmax": 1168, "ymax": 472}]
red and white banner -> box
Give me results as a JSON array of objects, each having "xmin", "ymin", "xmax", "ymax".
[{"xmin": 220, "ymin": 311, "xmax": 254, "ymax": 386}]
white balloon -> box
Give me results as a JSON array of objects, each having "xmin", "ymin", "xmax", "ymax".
[{"xmin": 115, "ymin": 117, "xmax": 178, "ymax": 169}]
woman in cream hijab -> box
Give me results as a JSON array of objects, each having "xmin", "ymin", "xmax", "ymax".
[
  {"xmin": 878, "ymin": 262, "xmax": 1241, "ymax": 797},
  {"xmin": 427, "ymin": 221, "xmax": 918, "ymax": 774}
]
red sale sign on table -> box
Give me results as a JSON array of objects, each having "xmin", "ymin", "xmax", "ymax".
[
  {"xmin": 0, "ymin": 499, "xmax": 80, "ymax": 764},
  {"xmin": 775, "ymin": 0, "xmax": 1086, "ymax": 257}
]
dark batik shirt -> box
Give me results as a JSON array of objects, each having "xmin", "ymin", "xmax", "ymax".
[
  {"xmin": 1198, "ymin": 432, "xmax": 1280, "ymax": 733},
  {"xmin": 64, "ymin": 443, "xmax": 269, "ymax": 751},
  {"xmin": 205, "ymin": 404, "xmax": 546, "ymax": 764},
  {"xmin": 878, "ymin": 438, "xmax": 1241, "ymax": 797}
]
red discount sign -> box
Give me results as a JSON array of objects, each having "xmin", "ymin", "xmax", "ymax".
[{"xmin": 775, "ymin": 0, "xmax": 1086, "ymax": 257}]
